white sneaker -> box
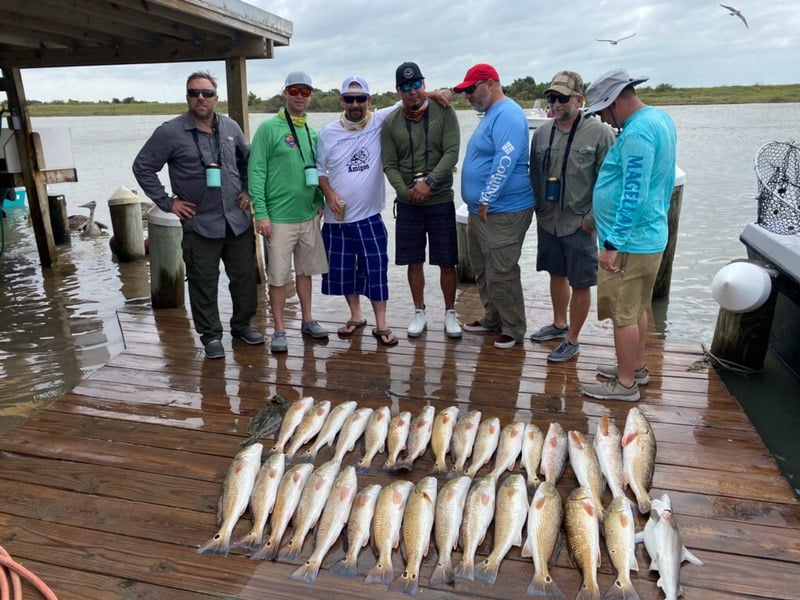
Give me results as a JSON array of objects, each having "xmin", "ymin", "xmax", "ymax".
[
  {"xmin": 407, "ymin": 309, "xmax": 427, "ymax": 337},
  {"xmin": 444, "ymin": 309, "xmax": 462, "ymax": 339}
]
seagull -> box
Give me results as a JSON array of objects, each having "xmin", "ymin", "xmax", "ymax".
[
  {"xmin": 596, "ymin": 33, "xmax": 637, "ymax": 45},
  {"xmin": 720, "ymin": 4, "xmax": 748, "ymax": 28}
]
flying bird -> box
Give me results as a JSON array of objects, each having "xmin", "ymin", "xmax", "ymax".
[
  {"xmin": 595, "ymin": 33, "xmax": 637, "ymax": 45},
  {"xmin": 720, "ymin": 4, "xmax": 748, "ymax": 28}
]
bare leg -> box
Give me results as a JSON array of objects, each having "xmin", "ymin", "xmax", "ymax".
[
  {"xmin": 566, "ymin": 286, "xmax": 591, "ymax": 345},
  {"xmin": 408, "ymin": 263, "xmax": 425, "ymax": 309},
  {"xmin": 345, "ymin": 293, "xmax": 365, "ymax": 323},
  {"xmin": 371, "ymin": 299, "xmax": 389, "ymax": 332},
  {"xmin": 269, "ymin": 284, "xmax": 286, "ymax": 332},
  {"xmin": 550, "ymin": 275, "xmax": 570, "ymax": 329},
  {"xmin": 296, "ymin": 274, "xmax": 313, "ymax": 322},
  {"xmin": 613, "ymin": 311, "xmax": 648, "ymax": 388},
  {"xmin": 440, "ymin": 266, "xmax": 457, "ymax": 310}
]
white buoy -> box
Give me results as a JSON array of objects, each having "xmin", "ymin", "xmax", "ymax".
[{"xmin": 711, "ymin": 261, "xmax": 772, "ymax": 313}]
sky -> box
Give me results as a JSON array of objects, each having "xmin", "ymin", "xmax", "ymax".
[{"xmin": 16, "ymin": 0, "xmax": 800, "ymax": 103}]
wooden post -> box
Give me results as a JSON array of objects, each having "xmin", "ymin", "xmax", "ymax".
[
  {"xmin": 108, "ymin": 186, "xmax": 145, "ymax": 262},
  {"xmin": 455, "ymin": 204, "xmax": 475, "ymax": 283},
  {"xmin": 47, "ymin": 194, "xmax": 70, "ymax": 245},
  {"xmin": 148, "ymin": 206, "xmax": 185, "ymax": 309},
  {"xmin": 653, "ymin": 179, "xmax": 684, "ymax": 299}
]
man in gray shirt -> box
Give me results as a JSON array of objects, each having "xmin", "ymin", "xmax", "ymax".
[{"xmin": 133, "ymin": 70, "xmax": 262, "ymax": 359}]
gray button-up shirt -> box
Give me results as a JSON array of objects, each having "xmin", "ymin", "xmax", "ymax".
[{"xmin": 133, "ymin": 112, "xmax": 251, "ymax": 238}]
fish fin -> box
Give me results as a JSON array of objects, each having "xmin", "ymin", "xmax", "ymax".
[
  {"xmin": 355, "ymin": 456, "xmax": 372, "ymax": 474},
  {"xmin": 329, "ymin": 556, "xmax": 359, "ymax": 578},
  {"xmin": 278, "ymin": 534, "xmax": 305, "ymax": 562},
  {"xmin": 196, "ymin": 531, "xmax": 231, "ymax": 556},
  {"xmin": 602, "ymin": 578, "xmax": 640, "ymax": 600},
  {"xmin": 298, "ymin": 449, "xmax": 317, "ymax": 463},
  {"xmin": 363, "ymin": 558, "xmax": 394, "ymax": 585},
  {"xmin": 429, "ymin": 557, "xmax": 453, "ymax": 586},
  {"xmin": 251, "ymin": 536, "xmax": 280, "ymax": 561},
  {"xmin": 637, "ymin": 495, "xmax": 651, "ymax": 514},
  {"xmin": 431, "ymin": 459, "xmax": 447, "ymax": 474},
  {"xmin": 393, "ymin": 460, "xmax": 413, "ymax": 472},
  {"xmin": 527, "ymin": 572, "xmax": 565, "ymax": 598},
  {"xmin": 453, "ymin": 557, "xmax": 474, "ymax": 581},
  {"xmin": 387, "ymin": 570, "xmax": 420, "ymax": 596},
  {"xmin": 682, "ymin": 547, "xmax": 704, "ymax": 566},
  {"xmin": 289, "ymin": 559, "xmax": 321, "ymax": 584},
  {"xmin": 230, "ymin": 530, "xmax": 263, "ymax": 552},
  {"xmin": 575, "ymin": 582, "xmax": 602, "ymax": 600},
  {"xmin": 473, "ymin": 557, "xmax": 498, "ymax": 584}
]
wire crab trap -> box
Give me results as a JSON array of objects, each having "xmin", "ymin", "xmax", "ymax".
[{"xmin": 754, "ymin": 140, "xmax": 800, "ymax": 235}]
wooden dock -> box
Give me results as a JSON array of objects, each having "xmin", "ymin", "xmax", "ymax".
[{"xmin": 1, "ymin": 295, "xmax": 798, "ymax": 599}]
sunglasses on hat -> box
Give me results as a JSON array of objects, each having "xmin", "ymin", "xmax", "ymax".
[
  {"xmin": 287, "ymin": 86, "xmax": 312, "ymax": 97},
  {"xmin": 546, "ymin": 92, "xmax": 573, "ymax": 105},
  {"xmin": 342, "ymin": 94, "xmax": 368, "ymax": 104},
  {"xmin": 187, "ymin": 88, "xmax": 216, "ymax": 98},
  {"xmin": 399, "ymin": 80, "xmax": 423, "ymax": 93}
]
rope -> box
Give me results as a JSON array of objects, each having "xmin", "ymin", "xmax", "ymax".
[
  {"xmin": 697, "ymin": 343, "xmax": 762, "ymax": 375},
  {"xmin": 0, "ymin": 545, "xmax": 59, "ymax": 600}
]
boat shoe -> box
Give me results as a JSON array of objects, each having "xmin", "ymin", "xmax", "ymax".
[
  {"xmin": 581, "ymin": 379, "xmax": 640, "ymax": 401},
  {"xmin": 301, "ymin": 319, "xmax": 329, "ymax": 339},
  {"xmin": 548, "ymin": 340, "xmax": 580, "ymax": 362},
  {"xmin": 232, "ymin": 327, "xmax": 265, "ymax": 345},
  {"xmin": 444, "ymin": 309, "xmax": 462, "ymax": 339},
  {"xmin": 407, "ymin": 309, "xmax": 427, "ymax": 338},
  {"xmin": 529, "ymin": 323, "xmax": 569, "ymax": 342},
  {"xmin": 596, "ymin": 364, "xmax": 650, "ymax": 385},
  {"xmin": 204, "ymin": 339, "xmax": 224, "ymax": 359}
]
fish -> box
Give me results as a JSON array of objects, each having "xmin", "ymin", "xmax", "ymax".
[
  {"xmin": 394, "ymin": 404, "xmax": 435, "ymax": 471},
  {"xmin": 429, "ymin": 475, "xmax": 471, "ymax": 586},
  {"xmin": 454, "ymin": 475, "xmax": 497, "ymax": 581},
  {"xmin": 239, "ymin": 394, "xmax": 288, "ymax": 447},
  {"xmin": 300, "ymin": 400, "xmax": 357, "ymax": 462},
  {"xmin": 593, "ymin": 415, "xmax": 626, "ymax": 500},
  {"xmin": 430, "ymin": 405, "xmax": 459, "ymax": 474},
  {"xmin": 464, "ymin": 417, "xmax": 500, "ymax": 478},
  {"xmin": 272, "ymin": 396, "xmax": 315, "ymax": 453},
  {"xmin": 331, "ymin": 407, "xmax": 373, "ymax": 465},
  {"xmin": 568, "ymin": 430, "xmax": 606, "ymax": 519},
  {"xmin": 602, "ymin": 496, "xmax": 640, "ymax": 600},
  {"xmin": 289, "ymin": 466, "xmax": 358, "ymax": 584},
  {"xmin": 488, "ymin": 421, "xmax": 526, "ymax": 480},
  {"xmin": 540, "ymin": 422, "xmax": 568, "ymax": 484},
  {"xmin": 622, "ymin": 407, "xmax": 657, "ymax": 514},
  {"xmin": 356, "ymin": 405, "xmax": 390, "ymax": 473},
  {"xmin": 475, "ymin": 473, "xmax": 528, "ymax": 585},
  {"xmin": 329, "ymin": 483, "xmax": 381, "ymax": 578},
  {"xmin": 388, "ymin": 476, "xmax": 438, "ymax": 596},
  {"xmin": 564, "ymin": 486, "xmax": 602, "ymax": 600},
  {"xmin": 521, "ymin": 481, "xmax": 564, "ymax": 598},
  {"xmin": 364, "ymin": 479, "xmax": 415, "ymax": 585},
  {"xmin": 197, "ymin": 443, "xmax": 263, "ymax": 556},
  {"xmin": 382, "ymin": 410, "xmax": 411, "ymax": 472},
  {"xmin": 520, "ymin": 422, "xmax": 545, "ymax": 489},
  {"xmin": 285, "ymin": 399, "xmax": 331, "ymax": 459},
  {"xmin": 279, "ymin": 459, "xmax": 340, "ymax": 562},
  {"xmin": 643, "ymin": 494, "xmax": 704, "ymax": 600},
  {"xmin": 450, "ymin": 409, "xmax": 482, "ymax": 476},
  {"xmin": 231, "ymin": 451, "xmax": 285, "ymax": 551},
  {"xmin": 251, "ymin": 462, "xmax": 314, "ymax": 561}
]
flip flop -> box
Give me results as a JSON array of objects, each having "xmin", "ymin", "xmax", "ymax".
[
  {"xmin": 338, "ymin": 319, "xmax": 367, "ymax": 337},
  {"xmin": 372, "ymin": 328, "xmax": 399, "ymax": 347}
]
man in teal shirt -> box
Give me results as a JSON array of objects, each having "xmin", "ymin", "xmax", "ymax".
[{"xmin": 248, "ymin": 72, "xmax": 329, "ymax": 353}]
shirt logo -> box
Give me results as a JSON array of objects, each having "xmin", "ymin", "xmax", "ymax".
[
  {"xmin": 284, "ymin": 134, "xmax": 297, "ymax": 148},
  {"xmin": 347, "ymin": 147, "xmax": 371, "ymax": 172},
  {"xmin": 502, "ymin": 141, "xmax": 515, "ymax": 154}
]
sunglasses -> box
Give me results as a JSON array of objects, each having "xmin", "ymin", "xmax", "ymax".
[
  {"xmin": 399, "ymin": 80, "xmax": 423, "ymax": 93},
  {"xmin": 546, "ymin": 93, "xmax": 573, "ymax": 105},
  {"xmin": 187, "ymin": 88, "xmax": 216, "ymax": 98},
  {"xmin": 342, "ymin": 94, "xmax": 368, "ymax": 104},
  {"xmin": 287, "ymin": 86, "xmax": 312, "ymax": 97},
  {"xmin": 462, "ymin": 80, "xmax": 488, "ymax": 95}
]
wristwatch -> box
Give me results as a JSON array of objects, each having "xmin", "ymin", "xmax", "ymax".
[
  {"xmin": 603, "ymin": 240, "xmax": 617, "ymax": 251},
  {"xmin": 423, "ymin": 176, "xmax": 436, "ymax": 189}
]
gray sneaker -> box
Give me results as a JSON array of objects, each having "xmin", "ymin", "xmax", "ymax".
[
  {"xmin": 596, "ymin": 364, "xmax": 650, "ymax": 385},
  {"xmin": 530, "ymin": 323, "xmax": 569, "ymax": 342},
  {"xmin": 301, "ymin": 319, "xmax": 329, "ymax": 339},
  {"xmin": 232, "ymin": 327, "xmax": 265, "ymax": 345},
  {"xmin": 204, "ymin": 339, "xmax": 224, "ymax": 359},
  {"xmin": 547, "ymin": 340, "xmax": 580, "ymax": 362},
  {"xmin": 582, "ymin": 379, "xmax": 640, "ymax": 401},
  {"xmin": 271, "ymin": 331, "xmax": 288, "ymax": 353}
]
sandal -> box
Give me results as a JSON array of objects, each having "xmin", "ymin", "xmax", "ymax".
[
  {"xmin": 372, "ymin": 328, "xmax": 399, "ymax": 347},
  {"xmin": 338, "ymin": 319, "xmax": 367, "ymax": 337}
]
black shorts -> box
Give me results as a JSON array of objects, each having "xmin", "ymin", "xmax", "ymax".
[
  {"xmin": 536, "ymin": 224, "xmax": 598, "ymax": 288},
  {"xmin": 394, "ymin": 201, "xmax": 459, "ymax": 267}
]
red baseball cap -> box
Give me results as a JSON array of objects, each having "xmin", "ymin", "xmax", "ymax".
[{"xmin": 453, "ymin": 63, "xmax": 500, "ymax": 93}]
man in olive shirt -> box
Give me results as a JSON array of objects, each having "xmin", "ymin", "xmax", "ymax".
[{"xmin": 381, "ymin": 61, "xmax": 461, "ymax": 339}]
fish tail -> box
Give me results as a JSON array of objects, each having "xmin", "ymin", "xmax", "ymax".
[
  {"xmin": 575, "ymin": 579, "xmax": 601, "ymax": 600},
  {"xmin": 453, "ymin": 556, "xmax": 474, "ymax": 581},
  {"xmin": 431, "ymin": 459, "xmax": 447, "ymax": 474},
  {"xmin": 196, "ymin": 530, "xmax": 231, "ymax": 556},
  {"xmin": 387, "ymin": 569, "xmax": 420, "ymax": 596},
  {"xmin": 363, "ymin": 555, "xmax": 395, "ymax": 585},
  {"xmin": 526, "ymin": 572, "xmax": 565, "ymax": 598},
  {"xmin": 250, "ymin": 536, "xmax": 280, "ymax": 561},
  {"xmin": 298, "ymin": 449, "xmax": 317, "ymax": 463},
  {"xmin": 278, "ymin": 535, "xmax": 305, "ymax": 562},
  {"xmin": 355, "ymin": 455, "xmax": 373, "ymax": 474},
  {"xmin": 289, "ymin": 558, "xmax": 321, "ymax": 584},
  {"xmin": 473, "ymin": 557, "xmax": 499, "ymax": 585},
  {"xmin": 230, "ymin": 530, "xmax": 263, "ymax": 552},
  {"xmin": 602, "ymin": 577, "xmax": 640, "ymax": 600},
  {"xmin": 393, "ymin": 459, "xmax": 413, "ymax": 472},
  {"xmin": 428, "ymin": 556, "xmax": 454, "ymax": 586},
  {"xmin": 637, "ymin": 494, "xmax": 651, "ymax": 514},
  {"xmin": 329, "ymin": 555, "xmax": 359, "ymax": 578}
]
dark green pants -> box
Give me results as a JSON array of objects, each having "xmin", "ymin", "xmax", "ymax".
[{"xmin": 181, "ymin": 225, "xmax": 258, "ymax": 345}]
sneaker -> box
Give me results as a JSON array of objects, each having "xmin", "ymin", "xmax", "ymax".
[
  {"xmin": 530, "ymin": 323, "xmax": 569, "ymax": 342},
  {"xmin": 596, "ymin": 364, "xmax": 650, "ymax": 385},
  {"xmin": 407, "ymin": 309, "xmax": 427, "ymax": 338},
  {"xmin": 204, "ymin": 339, "xmax": 224, "ymax": 359},
  {"xmin": 582, "ymin": 379, "xmax": 640, "ymax": 401},
  {"xmin": 301, "ymin": 319, "xmax": 329, "ymax": 339},
  {"xmin": 463, "ymin": 320, "xmax": 497, "ymax": 333},
  {"xmin": 494, "ymin": 334, "xmax": 517, "ymax": 349},
  {"xmin": 271, "ymin": 331, "xmax": 288, "ymax": 353},
  {"xmin": 444, "ymin": 309, "xmax": 462, "ymax": 339},
  {"xmin": 548, "ymin": 340, "xmax": 580, "ymax": 362},
  {"xmin": 232, "ymin": 328, "xmax": 265, "ymax": 345}
]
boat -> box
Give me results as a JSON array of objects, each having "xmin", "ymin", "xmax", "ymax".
[{"xmin": 527, "ymin": 98, "xmax": 551, "ymax": 129}]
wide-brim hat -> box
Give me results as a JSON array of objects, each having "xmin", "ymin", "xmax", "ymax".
[{"xmin": 584, "ymin": 68, "xmax": 648, "ymax": 114}]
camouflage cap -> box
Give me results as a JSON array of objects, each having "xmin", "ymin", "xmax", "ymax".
[{"xmin": 545, "ymin": 71, "xmax": 584, "ymax": 97}]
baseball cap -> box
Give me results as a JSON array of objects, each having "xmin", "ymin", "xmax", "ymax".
[
  {"xmin": 340, "ymin": 75, "xmax": 370, "ymax": 96},
  {"xmin": 284, "ymin": 71, "xmax": 312, "ymax": 89},
  {"xmin": 584, "ymin": 68, "xmax": 648, "ymax": 115},
  {"xmin": 453, "ymin": 63, "xmax": 500, "ymax": 93},
  {"xmin": 545, "ymin": 71, "xmax": 584, "ymax": 97},
  {"xmin": 396, "ymin": 62, "xmax": 424, "ymax": 86}
]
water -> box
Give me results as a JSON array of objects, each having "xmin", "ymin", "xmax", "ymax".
[{"xmin": 2, "ymin": 105, "xmax": 800, "ymax": 484}]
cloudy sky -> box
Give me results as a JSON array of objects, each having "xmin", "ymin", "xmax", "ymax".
[{"xmin": 17, "ymin": 0, "xmax": 800, "ymax": 103}]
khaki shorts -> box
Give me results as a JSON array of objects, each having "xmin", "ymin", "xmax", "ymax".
[
  {"xmin": 266, "ymin": 215, "xmax": 329, "ymax": 286},
  {"xmin": 597, "ymin": 252, "xmax": 662, "ymax": 326}
]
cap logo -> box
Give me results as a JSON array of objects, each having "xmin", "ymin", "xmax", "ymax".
[{"xmin": 403, "ymin": 68, "xmax": 415, "ymax": 80}]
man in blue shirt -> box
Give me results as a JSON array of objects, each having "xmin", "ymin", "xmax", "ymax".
[
  {"xmin": 581, "ymin": 68, "xmax": 677, "ymax": 401},
  {"xmin": 455, "ymin": 63, "xmax": 535, "ymax": 349}
]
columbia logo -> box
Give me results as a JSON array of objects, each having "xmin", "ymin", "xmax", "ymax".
[{"xmin": 502, "ymin": 141, "xmax": 515, "ymax": 154}]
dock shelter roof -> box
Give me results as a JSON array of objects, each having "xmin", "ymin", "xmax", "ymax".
[{"xmin": 0, "ymin": 0, "xmax": 292, "ymax": 69}]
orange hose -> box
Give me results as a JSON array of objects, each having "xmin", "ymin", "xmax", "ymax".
[{"xmin": 0, "ymin": 545, "xmax": 58, "ymax": 600}]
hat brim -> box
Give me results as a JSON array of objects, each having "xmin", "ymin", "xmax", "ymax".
[
  {"xmin": 584, "ymin": 76, "xmax": 648, "ymax": 115},
  {"xmin": 454, "ymin": 80, "xmax": 479, "ymax": 93}
]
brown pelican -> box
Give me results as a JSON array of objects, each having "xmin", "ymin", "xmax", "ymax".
[
  {"xmin": 596, "ymin": 33, "xmax": 637, "ymax": 45},
  {"xmin": 68, "ymin": 201, "xmax": 108, "ymax": 237},
  {"xmin": 719, "ymin": 4, "xmax": 748, "ymax": 28}
]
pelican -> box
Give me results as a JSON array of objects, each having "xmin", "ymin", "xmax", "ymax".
[
  {"xmin": 68, "ymin": 201, "xmax": 108, "ymax": 237},
  {"xmin": 720, "ymin": 4, "xmax": 748, "ymax": 28},
  {"xmin": 596, "ymin": 32, "xmax": 636, "ymax": 45}
]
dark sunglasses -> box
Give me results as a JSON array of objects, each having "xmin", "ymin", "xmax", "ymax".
[
  {"xmin": 546, "ymin": 93, "xmax": 573, "ymax": 105},
  {"xmin": 462, "ymin": 80, "xmax": 487, "ymax": 95},
  {"xmin": 287, "ymin": 86, "xmax": 312, "ymax": 98},
  {"xmin": 399, "ymin": 80, "xmax": 423, "ymax": 93},
  {"xmin": 187, "ymin": 88, "xmax": 216, "ymax": 98},
  {"xmin": 342, "ymin": 94, "xmax": 368, "ymax": 104}
]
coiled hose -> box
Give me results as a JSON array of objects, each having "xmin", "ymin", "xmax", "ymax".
[{"xmin": 0, "ymin": 545, "xmax": 59, "ymax": 600}]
